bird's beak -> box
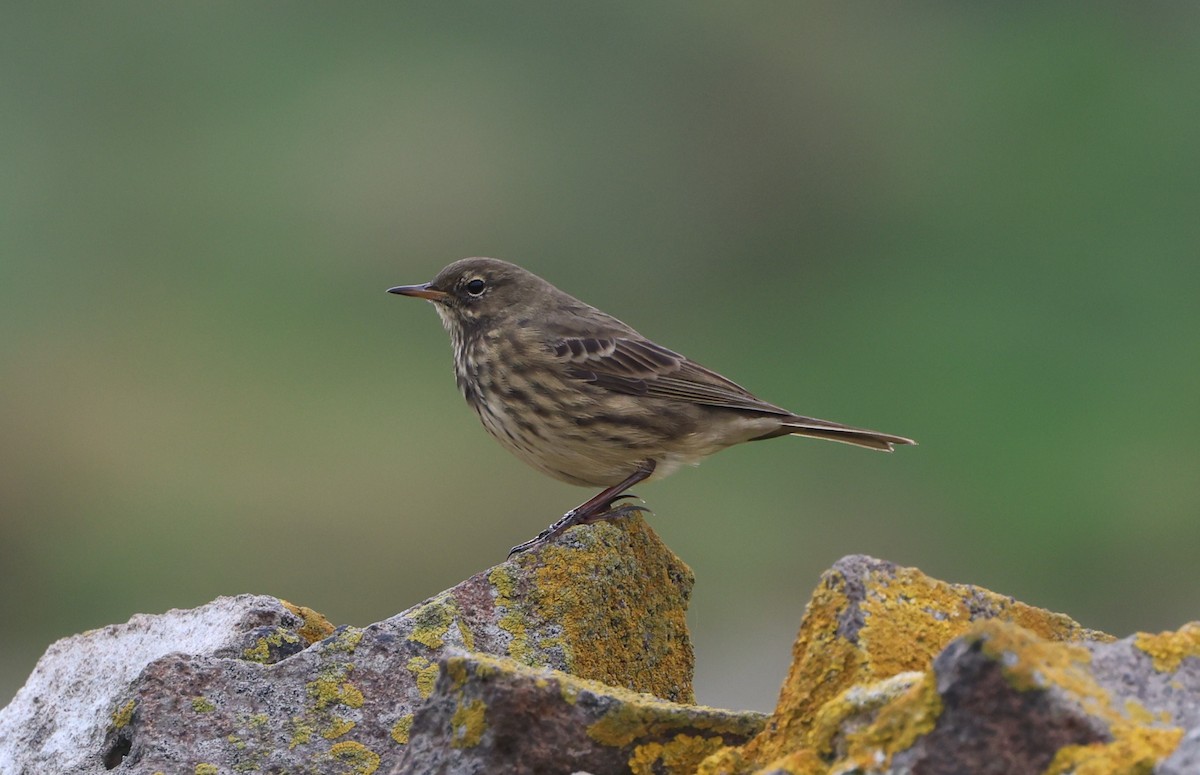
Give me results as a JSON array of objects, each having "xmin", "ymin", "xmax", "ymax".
[{"xmin": 387, "ymin": 283, "xmax": 449, "ymax": 301}]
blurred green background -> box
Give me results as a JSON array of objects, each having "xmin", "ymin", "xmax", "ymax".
[{"xmin": 3, "ymin": 4, "xmax": 1198, "ymax": 712}]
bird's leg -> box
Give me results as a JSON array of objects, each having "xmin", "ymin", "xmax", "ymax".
[{"xmin": 507, "ymin": 460, "xmax": 656, "ymax": 557}]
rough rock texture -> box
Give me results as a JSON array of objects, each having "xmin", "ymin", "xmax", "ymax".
[
  {"xmin": 0, "ymin": 595, "xmax": 328, "ymax": 774},
  {"xmin": 5, "ymin": 544, "xmax": 1199, "ymax": 775},
  {"xmin": 698, "ymin": 556, "xmax": 1200, "ymax": 775},
  {"xmin": 392, "ymin": 651, "xmax": 766, "ymax": 775},
  {"xmin": 0, "ymin": 515, "xmax": 693, "ymax": 775}
]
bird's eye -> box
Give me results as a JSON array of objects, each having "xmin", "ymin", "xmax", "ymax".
[{"xmin": 465, "ymin": 278, "xmax": 486, "ymax": 296}]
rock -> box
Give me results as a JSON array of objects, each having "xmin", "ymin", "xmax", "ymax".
[
  {"xmin": 0, "ymin": 515, "xmax": 694, "ymax": 775},
  {"xmin": 392, "ymin": 651, "xmax": 766, "ymax": 775},
  {"xmin": 1160, "ymin": 726, "xmax": 1200, "ymax": 775},
  {"xmin": 0, "ymin": 595, "xmax": 326, "ymax": 774},
  {"xmin": 698, "ymin": 556, "xmax": 1200, "ymax": 775},
  {"xmin": 7, "ymin": 542, "xmax": 1198, "ymax": 775}
]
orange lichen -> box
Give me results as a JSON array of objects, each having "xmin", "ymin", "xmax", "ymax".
[
  {"xmin": 532, "ymin": 518, "xmax": 694, "ymax": 702},
  {"xmin": 706, "ymin": 559, "xmax": 1111, "ymax": 774},
  {"xmin": 280, "ymin": 601, "xmax": 336, "ymax": 644}
]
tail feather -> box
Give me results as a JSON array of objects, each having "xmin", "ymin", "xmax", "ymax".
[{"xmin": 780, "ymin": 417, "xmax": 917, "ymax": 453}]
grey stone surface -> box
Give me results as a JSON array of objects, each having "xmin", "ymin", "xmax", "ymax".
[
  {"xmin": 393, "ymin": 651, "xmax": 765, "ymax": 775},
  {"xmin": 0, "ymin": 516, "xmax": 693, "ymax": 775},
  {"xmin": 0, "ymin": 595, "xmax": 305, "ymax": 775},
  {"xmin": 1158, "ymin": 726, "xmax": 1200, "ymax": 775}
]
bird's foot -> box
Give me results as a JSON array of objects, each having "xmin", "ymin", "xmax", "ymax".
[
  {"xmin": 508, "ymin": 510, "xmax": 579, "ymax": 558},
  {"xmin": 506, "ymin": 495, "xmax": 652, "ymax": 558},
  {"xmin": 577, "ymin": 493, "xmax": 652, "ymax": 524}
]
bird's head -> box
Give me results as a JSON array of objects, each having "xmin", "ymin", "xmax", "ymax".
[{"xmin": 389, "ymin": 257, "xmax": 546, "ymax": 335}]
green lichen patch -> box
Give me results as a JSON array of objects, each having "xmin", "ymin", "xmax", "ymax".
[
  {"xmin": 194, "ymin": 765, "xmax": 218, "ymax": 775},
  {"xmin": 190, "ymin": 696, "xmax": 216, "ymax": 713}
]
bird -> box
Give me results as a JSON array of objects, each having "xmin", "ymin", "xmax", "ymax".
[{"xmin": 388, "ymin": 258, "xmax": 915, "ymax": 556}]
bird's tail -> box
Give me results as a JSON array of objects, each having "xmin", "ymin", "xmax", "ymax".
[{"xmin": 778, "ymin": 416, "xmax": 917, "ymax": 452}]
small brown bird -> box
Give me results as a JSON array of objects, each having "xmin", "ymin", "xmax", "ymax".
[{"xmin": 389, "ymin": 258, "xmax": 915, "ymax": 556}]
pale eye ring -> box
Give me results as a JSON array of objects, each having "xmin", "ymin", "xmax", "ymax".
[{"xmin": 465, "ymin": 278, "xmax": 486, "ymax": 296}]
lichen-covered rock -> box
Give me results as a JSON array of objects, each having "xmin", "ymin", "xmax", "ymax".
[
  {"xmin": 392, "ymin": 651, "xmax": 765, "ymax": 775},
  {"xmin": 0, "ymin": 515, "xmax": 694, "ymax": 775},
  {"xmin": 699, "ymin": 556, "xmax": 1200, "ymax": 775},
  {"xmin": 0, "ymin": 595, "xmax": 327, "ymax": 774},
  {"xmin": 701, "ymin": 555, "xmax": 1111, "ymax": 774}
]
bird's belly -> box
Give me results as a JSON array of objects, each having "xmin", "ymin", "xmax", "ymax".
[{"xmin": 467, "ymin": 382, "xmax": 745, "ymax": 487}]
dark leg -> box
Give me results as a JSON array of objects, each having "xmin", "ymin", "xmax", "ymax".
[{"xmin": 507, "ymin": 460, "xmax": 657, "ymax": 557}]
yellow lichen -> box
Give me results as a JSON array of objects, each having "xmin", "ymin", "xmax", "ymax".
[
  {"xmin": 194, "ymin": 765, "xmax": 218, "ymax": 775},
  {"xmin": 694, "ymin": 747, "xmax": 748, "ymax": 775},
  {"xmin": 307, "ymin": 676, "xmax": 364, "ymax": 710},
  {"xmin": 531, "ymin": 518, "xmax": 695, "ymax": 702},
  {"xmin": 489, "ymin": 565, "xmax": 532, "ymax": 663},
  {"xmin": 444, "ymin": 656, "xmax": 469, "ymax": 691},
  {"xmin": 587, "ymin": 695, "xmax": 763, "ymax": 749},
  {"xmin": 406, "ymin": 655, "xmax": 440, "ymax": 699},
  {"xmin": 331, "ymin": 627, "xmax": 364, "ymax": 654},
  {"xmin": 406, "ymin": 593, "xmax": 463, "ymax": 650},
  {"xmin": 456, "ymin": 617, "xmax": 477, "ymax": 650},
  {"xmin": 391, "ymin": 714, "xmax": 414, "ymax": 745},
  {"xmin": 280, "ymin": 600, "xmax": 336, "ymax": 644},
  {"xmin": 289, "ymin": 717, "xmax": 314, "ymax": 749},
  {"xmin": 111, "ymin": 699, "xmax": 136, "ymax": 729},
  {"xmin": 807, "ymin": 672, "xmax": 926, "ymax": 758},
  {"xmin": 1046, "ymin": 726, "xmax": 1184, "ymax": 775},
  {"xmin": 716, "ymin": 560, "xmax": 1112, "ymax": 774},
  {"xmin": 1135, "ymin": 623, "xmax": 1200, "ymax": 673},
  {"xmin": 191, "ymin": 696, "xmax": 216, "ymax": 713},
  {"xmin": 1124, "ymin": 699, "xmax": 1158, "ymax": 725},
  {"xmin": 971, "ymin": 621, "xmax": 1108, "ymax": 711},
  {"xmin": 242, "ymin": 627, "xmax": 302, "ymax": 664},
  {"xmin": 322, "ymin": 718, "xmax": 356, "ymax": 739},
  {"xmin": 450, "ymin": 698, "xmax": 487, "ymax": 748},
  {"xmin": 629, "ymin": 733, "xmax": 727, "ymax": 775},
  {"xmin": 327, "ymin": 741, "xmax": 381, "ymax": 774},
  {"xmin": 838, "ymin": 671, "xmax": 942, "ymax": 770}
]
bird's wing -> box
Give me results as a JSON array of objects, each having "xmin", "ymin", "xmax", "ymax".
[{"xmin": 551, "ymin": 335, "xmax": 793, "ymax": 416}]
